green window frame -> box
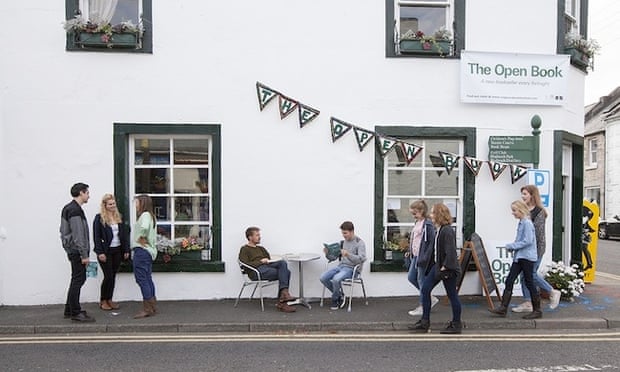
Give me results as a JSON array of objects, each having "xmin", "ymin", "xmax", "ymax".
[
  {"xmin": 114, "ymin": 123, "xmax": 224, "ymax": 272},
  {"xmin": 386, "ymin": 0, "xmax": 466, "ymax": 58},
  {"xmin": 371, "ymin": 126, "xmax": 476, "ymax": 272},
  {"xmin": 557, "ymin": 0, "xmax": 590, "ymax": 71},
  {"xmin": 65, "ymin": 0, "xmax": 153, "ymax": 53}
]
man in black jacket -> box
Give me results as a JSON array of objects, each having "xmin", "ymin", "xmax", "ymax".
[{"xmin": 59, "ymin": 182, "xmax": 95, "ymax": 322}]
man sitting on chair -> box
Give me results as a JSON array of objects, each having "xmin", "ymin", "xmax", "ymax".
[
  {"xmin": 319, "ymin": 221, "xmax": 367, "ymax": 310},
  {"xmin": 238, "ymin": 226, "xmax": 297, "ymax": 313}
]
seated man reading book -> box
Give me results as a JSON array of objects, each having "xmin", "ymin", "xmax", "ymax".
[
  {"xmin": 238, "ymin": 226, "xmax": 297, "ymax": 312},
  {"xmin": 319, "ymin": 221, "xmax": 367, "ymax": 310}
]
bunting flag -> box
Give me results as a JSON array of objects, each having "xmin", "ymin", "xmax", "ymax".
[
  {"xmin": 353, "ymin": 126, "xmax": 375, "ymax": 152},
  {"xmin": 463, "ymin": 156, "xmax": 485, "ymax": 176},
  {"xmin": 429, "ymin": 154, "xmax": 445, "ymax": 177},
  {"xmin": 256, "ymin": 82, "xmax": 536, "ymax": 186},
  {"xmin": 278, "ymin": 95, "xmax": 298, "ymax": 119},
  {"xmin": 488, "ymin": 161, "xmax": 507, "ymax": 181},
  {"xmin": 377, "ymin": 136, "xmax": 397, "ymax": 157},
  {"xmin": 510, "ymin": 164, "xmax": 529, "ymax": 184},
  {"xmin": 330, "ymin": 117, "xmax": 353, "ymax": 142},
  {"xmin": 438, "ymin": 151, "xmax": 461, "ymax": 175},
  {"xmin": 256, "ymin": 82, "xmax": 278, "ymax": 111},
  {"xmin": 401, "ymin": 142, "xmax": 423, "ymax": 165},
  {"xmin": 298, "ymin": 104, "xmax": 320, "ymax": 128}
]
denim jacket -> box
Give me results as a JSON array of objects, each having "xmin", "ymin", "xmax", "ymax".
[{"xmin": 506, "ymin": 218, "xmax": 537, "ymax": 262}]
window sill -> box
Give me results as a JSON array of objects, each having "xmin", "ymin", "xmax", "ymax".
[
  {"xmin": 564, "ymin": 47, "xmax": 590, "ymax": 71},
  {"xmin": 119, "ymin": 251, "xmax": 226, "ymax": 273},
  {"xmin": 370, "ymin": 260, "xmax": 407, "ymax": 272},
  {"xmin": 399, "ymin": 40, "xmax": 452, "ymax": 57}
]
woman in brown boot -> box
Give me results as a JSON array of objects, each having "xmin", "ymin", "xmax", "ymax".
[{"xmin": 132, "ymin": 195, "xmax": 158, "ymax": 319}]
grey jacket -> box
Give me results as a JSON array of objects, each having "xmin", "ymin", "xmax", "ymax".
[
  {"xmin": 60, "ymin": 200, "xmax": 90, "ymax": 259},
  {"xmin": 339, "ymin": 236, "xmax": 366, "ymax": 268}
]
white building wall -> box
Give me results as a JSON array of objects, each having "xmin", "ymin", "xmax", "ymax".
[
  {"xmin": 606, "ymin": 119, "xmax": 620, "ymax": 217},
  {"xmin": 0, "ymin": 0, "xmax": 585, "ymax": 305}
]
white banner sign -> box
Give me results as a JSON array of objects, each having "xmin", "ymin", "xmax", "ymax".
[{"xmin": 460, "ymin": 51, "xmax": 570, "ymax": 106}]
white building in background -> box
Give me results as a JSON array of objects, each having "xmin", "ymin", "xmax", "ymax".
[{"xmin": 0, "ymin": 0, "xmax": 590, "ymax": 305}]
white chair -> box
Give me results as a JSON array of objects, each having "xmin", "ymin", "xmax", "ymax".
[
  {"xmin": 234, "ymin": 260, "xmax": 278, "ymax": 311},
  {"xmin": 320, "ymin": 262, "xmax": 368, "ymax": 312}
]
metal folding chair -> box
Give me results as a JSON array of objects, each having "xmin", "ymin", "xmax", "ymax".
[{"xmin": 234, "ymin": 260, "xmax": 278, "ymax": 311}]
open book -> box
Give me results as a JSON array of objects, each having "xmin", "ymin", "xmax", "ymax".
[{"xmin": 323, "ymin": 242, "xmax": 341, "ymax": 261}]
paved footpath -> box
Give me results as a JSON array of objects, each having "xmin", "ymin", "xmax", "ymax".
[{"xmin": 1, "ymin": 274, "xmax": 618, "ymax": 334}]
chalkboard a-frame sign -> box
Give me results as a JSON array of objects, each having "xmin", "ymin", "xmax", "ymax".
[{"xmin": 459, "ymin": 232, "xmax": 502, "ymax": 309}]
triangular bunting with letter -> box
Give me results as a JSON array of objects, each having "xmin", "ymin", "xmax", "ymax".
[
  {"xmin": 401, "ymin": 142, "xmax": 423, "ymax": 165},
  {"xmin": 438, "ymin": 151, "xmax": 460, "ymax": 175},
  {"xmin": 297, "ymin": 104, "xmax": 320, "ymax": 128},
  {"xmin": 353, "ymin": 126, "xmax": 375, "ymax": 152},
  {"xmin": 330, "ymin": 117, "xmax": 353, "ymax": 142},
  {"xmin": 463, "ymin": 156, "xmax": 484, "ymax": 176},
  {"xmin": 510, "ymin": 164, "xmax": 529, "ymax": 184},
  {"xmin": 256, "ymin": 82, "xmax": 278, "ymax": 111},
  {"xmin": 377, "ymin": 136, "xmax": 397, "ymax": 157},
  {"xmin": 278, "ymin": 95, "xmax": 298, "ymax": 119},
  {"xmin": 488, "ymin": 161, "xmax": 507, "ymax": 181}
]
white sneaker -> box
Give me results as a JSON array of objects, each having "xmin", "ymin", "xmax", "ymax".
[
  {"xmin": 511, "ymin": 302, "xmax": 533, "ymax": 313},
  {"xmin": 408, "ymin": 305, "xmax": 423, "ymax": 316},
  {"xmin": 430, "ymin": 296, "xmax": 440, "ymax": 308},
  {"xmin": 549, "ymin": 289, "xmax": 561, "ymax": 310}
]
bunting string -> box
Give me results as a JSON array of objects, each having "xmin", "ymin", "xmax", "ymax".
[{"xmin": 256, "ymin": 81, "xmax": 531, "ymax": 184}]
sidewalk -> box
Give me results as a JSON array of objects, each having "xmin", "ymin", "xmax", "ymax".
[{"xmin": 1, "ymin": 275, "xmax": 618, "ymax": 334}]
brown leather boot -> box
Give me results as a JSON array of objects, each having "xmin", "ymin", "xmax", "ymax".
[
  {"xmin": 134, "ymin": 301, "xmax": 153, "ymax": 319},
  {"xmin": 147, "ymin": 297, "xmax": 157, "ymax": 315},
  {"xmin": 106, "ymin": 300, "xmax": 120, "ymax": 310},
  {"xmin": 99, "ymin": 301, "xmax": 112, "ymax": 311},
  {"xmin": 279, "ymin": 288, "xmax": 296, "ymax": 302},
  {"xmin": 276, "ymin": 301, "xmax": 297, "ymax": 313}
]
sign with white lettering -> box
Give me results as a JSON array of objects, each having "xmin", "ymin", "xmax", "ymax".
[
  {"xmin": 460, "ymin": 51, "xmax": 570, "ymax": 106},
  {"xmin": 488, "ymin": 136, "xmax": 535, "ymax": 163}
]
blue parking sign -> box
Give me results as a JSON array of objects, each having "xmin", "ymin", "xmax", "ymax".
[{"xmin": 527, "ymin": 170, "xmax": 550, "ymax": 207}]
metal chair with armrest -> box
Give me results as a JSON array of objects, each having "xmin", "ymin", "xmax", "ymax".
[{"xmin": 234, "ymin": 260, "xmax": 278, "ymax": 312}]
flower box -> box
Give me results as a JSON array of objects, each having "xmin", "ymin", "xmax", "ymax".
[
  {"xmin": 399, "ymin": 40, "xmax": 451, "ymax": 55},
  {"xmin": 77, "ymin": 32, "xmax": 140, "ymax": 48},
  {"xmin": 565, "ymin": 47, "xmax": 590, "ymax": 68}
]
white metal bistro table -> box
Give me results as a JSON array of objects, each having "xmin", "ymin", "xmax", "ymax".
[{"xmin": 282, "ymin": 252, "xmax": 321, "ymax": 309}]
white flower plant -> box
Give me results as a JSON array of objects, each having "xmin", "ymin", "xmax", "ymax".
[
  {"xmin": 544, "ymin": 261, "xmax": 586, "ymax": 301},
  {"xmin": 564, "ymin": 32, "xmax": 601, "ymax": 57}
]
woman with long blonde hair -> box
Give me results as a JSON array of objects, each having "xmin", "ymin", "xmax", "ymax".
[{"xmin": 93, "ymin": 194, "xmax": 130, "ymax": 310}]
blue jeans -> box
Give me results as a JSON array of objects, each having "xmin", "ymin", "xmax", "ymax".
[
  {"xmin": 407, "ymin": 256, "xmax": 428, "ymax": 292},
  {"xmin": 520, "ymin": 257, "xmax": 553, "ymax": 300},
  {"xmin": 257, "ymin": 261, "xmax": 291, "ymax": 291},
  {"xmin": 504, "ymin": 259, "xmax": 537, "ymax": 306},
  {"xmin": 320, "ymin": 265, "xmax": 354, "ymax": 302},
  {"xmin": 133, "ymin": 248, "xmax": 155, "ymax": 300},
  {"xmin": 420, "ymin": 265, "xmax": 461, "ymax": 322}
]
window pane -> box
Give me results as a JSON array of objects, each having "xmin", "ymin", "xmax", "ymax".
[
  {"xmin": 135, "ymin": 168, "xmax": 170, "ymax": 194},
  {"xmin": 174, "ymin": 139, "xmax": 209, "ymax": 165},
  {"xmin": 156, "ymin": 224, "xmax": 171, "ymax": 239},
  {"xmin": 387, "ymin": 198, "xmax": 416, "ymax": 224},
  {"xmin": 424, "ymin": 140, "xmax": 460, "ymax": 167},
  {"xmin": 173, "ymin": 168, "xmax": 208, "ymax": 194},
  {"xmin": 425, "ymin": 170, "xmax": 458, "ymax": 196},
  {"xmin": 152, "ymin": 196, "xmax": 171, "ymax": 221},
  {"xmin": 111, "ymin": 0, "xmax": 139, "ymax": 24},
  {"xmin": 174, "ymin": 224, "xmax": 210, "ymax": 245},
  {"xmin": 175, "ymin": 196, "xmax": 210, "ymax": 222},
  {"xmin": 400, "ymin": 5, "xmax": 446, "ymax": 35},
  {"xmin": 135, "ymin": 138, "xmax": 170, "ymax": 165},
  {"xmin": 388, "ymin": 170, "xmax": 421, "ymax": 195}
]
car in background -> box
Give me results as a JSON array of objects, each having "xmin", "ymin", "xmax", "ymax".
[{"xmin": 599, "ymin": 215, "xmax": 620, "ymax": 240}]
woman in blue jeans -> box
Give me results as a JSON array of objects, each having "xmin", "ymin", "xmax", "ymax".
[
  {"xmin": 406, "ymin": 200, "xmax": 437, "ymax": 316},
  {"xmin": 410, "ymin": 203, "xmax": 462, "ymax": 334},
  {"xmin": 512, "ymin": 185, "xmax": 561, "ymax": 313},
  {"xmin": 132, "ymin": 194, "xmax": 158, "ymax": 319}
]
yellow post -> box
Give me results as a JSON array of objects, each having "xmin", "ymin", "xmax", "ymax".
[{"xmin": 582, "ymin": 199, "xmax": 599, "ymax": 283}]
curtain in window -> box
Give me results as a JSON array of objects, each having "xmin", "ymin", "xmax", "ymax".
[{"xmin": 89, "ymin": 0, "xmax": 119, "ymax": 25}]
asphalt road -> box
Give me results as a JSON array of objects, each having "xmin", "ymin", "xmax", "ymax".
[
  {"xmin": 595, "ymin": 238, "xmax": 619, "ymax": 276},
  {"xmin": 0, "ymin": 332, "xmax": 619, "ymax": 371}
]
